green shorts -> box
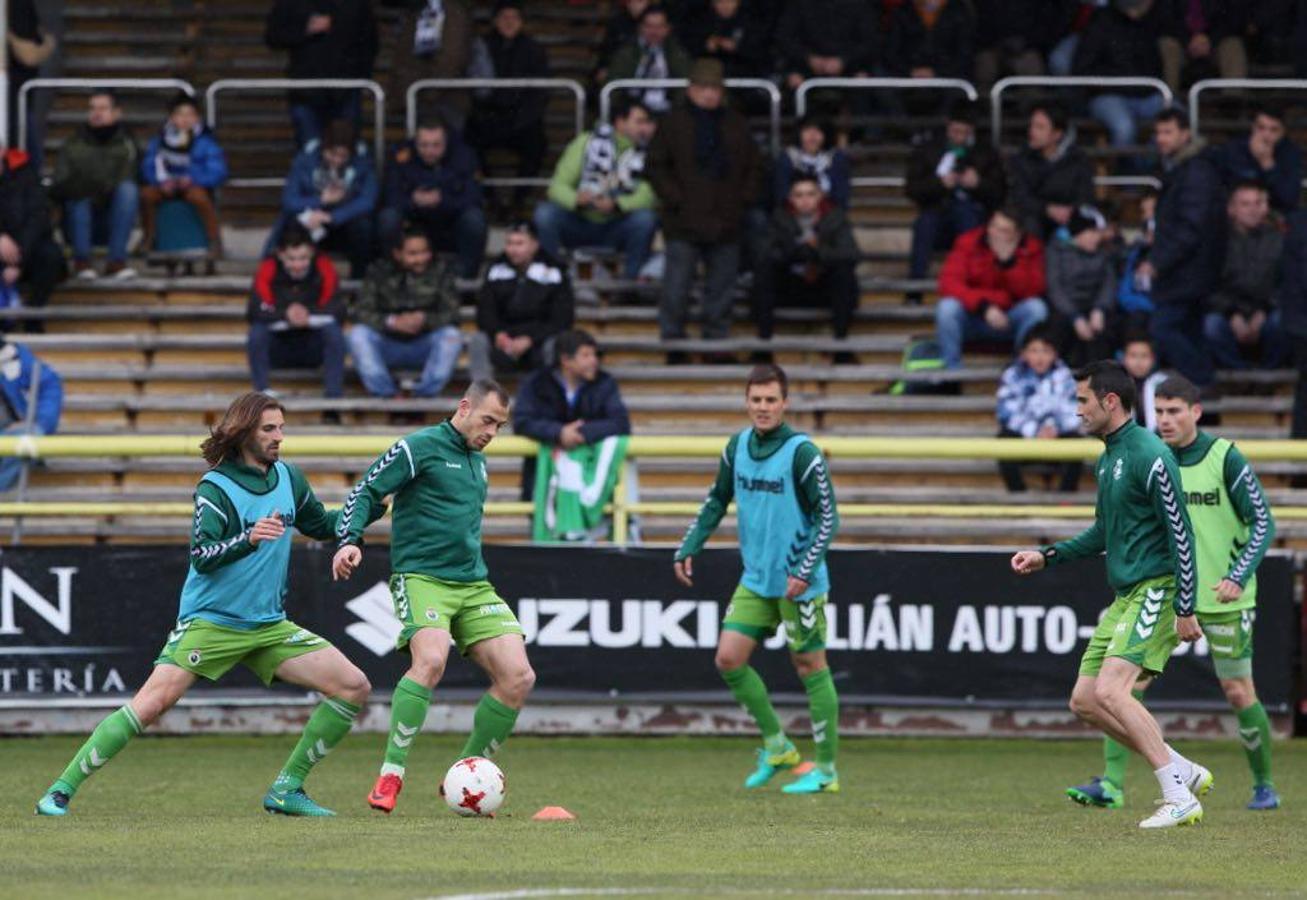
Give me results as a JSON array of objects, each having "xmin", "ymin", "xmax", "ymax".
[
  {"xmin": 722, "ymin": 584, "xmax": 827, "ymax": 654},
  {"xmin": 1197, "ymin": 608, "xmax": 1255, "ymax": 680},
  {"xmin": 154, "ymin": 618, "xmax": 329, "ymax": 686},
  {"xmin": 1079, "ymin": 576, "xmax": 1179, "ymax": 677},
  {"xmin": 391, "ymin": 573, "xmax": 524, "ymax": 656}
]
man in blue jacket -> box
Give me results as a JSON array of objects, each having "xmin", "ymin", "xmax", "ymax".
[
  {"xmin": 1217, "ymin": 104, "xmax": 1302, "ymax": 215},
  {"xmin": 377, "ymin": 119, "xmax": 486, "ymax": 279},
  {"xmin": 139, "ymin": 95, "xmax": 229, "ymax": 257},
  {"xmin": 0, "ymin": 334, "xmax": 62, "ymax": 491},
  {"xmin": 265, "ymin": 120, "xmax": 377, "ymax": 278}
]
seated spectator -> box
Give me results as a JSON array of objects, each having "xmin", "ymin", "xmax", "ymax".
[
  {"xmin": 1007, "ymin": 103, "xmax": 1096, "ymax": 240},
  {"xmin": 464, "ymin": 1, "xmax": 551, "ymax": 210},
  {"xmin": 0, "ymin": 144, "xmax": 64, "ymax": 327},
  {"xmin": 386, "ymin": 0, "xmax": 477, "ymax": 132},
  {"xmin": 470, "ymin": 220, "xmax": 574, "ymax": 381},
  {"xmin": 1073, "ymin": 0, "xmax": 1170, "ymax": 150},
  {"xmin": 774, "ymin": 116, "xmax": 851, "ymax": 211},
  {"xmin": 246, "ymin": 224, "xmax": 346, "ymax": 402},
  {"xmin": 606, "ymin": 5, "xmax": 691, "ymax": 116},
  {"xmin": 935, "ymin": 207, "xmax": 1049, "ymax": 369},
  {"xmin": 596, "ymin": 0, "xmax": 653, "ymax": 85},
  {"xmin": 646, "ymin": 59, "xmax": 759, "ymax": 350},
  {"xmin": 264, "ymin": 0, "xmax": 377, "ymax": 148},
  {"xmin": 905, "ymin": 102, "xmax": 1005, "ymax": 300},
  {"xmin": 1116, "ymin": 188, "xmax": 1158, "ymax": 330},
  {"xmin": 50, "ymin": 90, "xmax": 139, "ymax": 280},
  {"xmin": 0, "ymin": 334, "xmax": 62, "ymax": 491},
  {"xmin": 512, "ymin": 328, "xmax": 631, "ymax": 499},
  {"xmin": 1046, "ymin": 206, "xmax": 1116, "ymax": 366},
  {"xmin": 1203, "ymin": 180, "xmax": 1285, "ymax": 370},
  {"xmin": 266, "ymin": 120, "xmax": 377, "ymax": 279},
  {"xmin": 347, "ymin": 226, "xmax": 462, "ymax": 399},
  {"xmin": 139, "ymin": 94, "xmax": 228, "ymax": 260},
  {"xmin": 1158, "ymin": 0, "xmax": 1247, "ymax": 91},
  {"xmin": 752, "ymin": 175, "xmax": 859, "ymax": 353},
  {"xmin": 1120, "ymin": 330, "xmax": 1166, "ymax": 431},
  {"xmin": 378, "ymin": 117, "xmax": 487, "ymax": 279},
  {"xmin": 995, "ymin": 325, "xmax": 1082, "ymax": 493},
  {"xmin": 684, "ymin": 0, "xmax": 770, "ymax": 79},
  {"xmin": 534, "ymin": 97, "xmax": 658, "ymax": 281},
  {"xmin": 885, "ymin": 0, "xmax": 977, "ymax": 82},
  {"xmin": 972, "ymin": 0, "xmax": 1063, "ymax": 87},
  {"xmin": 1217, "ymin": 104, "xmax": 1302, "ymax": 214},
  {"xmin": 776, "ymin": 0, "xmax": 879, "ymax": 91},
  {"xmin": 1279, "ymin": 210, "xmax": 1307, "ymax": 440}
]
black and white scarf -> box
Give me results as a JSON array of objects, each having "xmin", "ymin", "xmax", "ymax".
[
  {"xmin": 153, "ymin": 122, "xmax": 201, "ymax": 183},
  {"xmin": 413, "ymin": 0, "xmax": 446, "ymax": 56}
]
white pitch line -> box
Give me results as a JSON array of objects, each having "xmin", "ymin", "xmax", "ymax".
[{"xmin": 427, "ymin": 888, "xmax": 1059, "ymax": 900}]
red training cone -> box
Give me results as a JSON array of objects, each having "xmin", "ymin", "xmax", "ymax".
[{"xmin": 532, "ymin": 806, "xmax": 577, "ymax": 821}]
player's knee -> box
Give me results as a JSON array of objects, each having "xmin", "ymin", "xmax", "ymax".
[
  {"xmin": 1093, "ymin": 678, "xmax": 1126, "ymax": 711},
  {"xmin": 501, "ymin": 664, "xmax": 535, "ymax": 704},
  {"xmin": 408, "ymin": 653, "xmax": 446, "ymax": 689},
  {"xmin": 1221, "ymin": 678, "xmax": 1254, "ymax": 709},
  {"xmin": 791, "ymin": 654, "xmax": 825, "ymax": 679},
  {"xmin": 1068, "ymin": 687, "xmax": 1096, "ymax": 720},
  {"xmin": 715, "ymin": 650, "xmax": 745, "ymax": 673},
  {"xmin": 338, "ymin": 667, "xmax": 371, "ymax": 705}
]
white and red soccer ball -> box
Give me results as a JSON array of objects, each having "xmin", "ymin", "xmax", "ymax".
[{"xmin": 440, "ymin": 756, "xmax": 506, "ymax": 817}]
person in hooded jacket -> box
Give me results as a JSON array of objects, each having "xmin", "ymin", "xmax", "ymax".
[{"xmin": 140, "ymin": 94, "xmax": 229, "ymax": 257}]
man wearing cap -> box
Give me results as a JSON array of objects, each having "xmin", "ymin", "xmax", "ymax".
[
  {"xmin": 1045, "ymin": 205, "xmax": 1117, "ymax": 366},
  {"xmin": 646, "ymin": 58, "xmax": 760, "ymax": 359}
]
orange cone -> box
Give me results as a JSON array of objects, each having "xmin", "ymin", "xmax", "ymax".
[{"xmin": 532, "ymin": 806, "xmax": 577, "ymax": 821}]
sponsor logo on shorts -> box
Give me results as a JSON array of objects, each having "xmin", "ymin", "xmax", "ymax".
[
  {"xmin": 425, "ymin": 609, "xmax": 440, "ymax": 622},
  {"xmin": 284, "ymin": 629, "xmax": 320, "ymax": 645},
  {"xmin": 187, "ymin": 650, "xmax": 202, "ymax": 665},
  {"xmin": 1204, "ymin": 623, "xmax": 1236, "ymax": 637},
  {"xmin": 479, "ymin": 603, "xmax": 510, "ymax": 616}
]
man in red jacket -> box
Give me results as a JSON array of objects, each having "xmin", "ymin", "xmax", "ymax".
[{"xmin": 934, "ymin": 207, "xmax": 1049, "ymax": 369}]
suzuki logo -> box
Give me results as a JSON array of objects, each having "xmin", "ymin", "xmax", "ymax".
[
  {"xmin": 0, "ymin": 567, "xmax": 78, "ymax": 636},
  {"xmin": 344, "ymin": 582, "xmax": 402, "ymax": 656}
]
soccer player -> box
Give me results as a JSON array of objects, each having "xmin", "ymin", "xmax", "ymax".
[
  {"xmin": 332, "ymin": 380, "xmax": 535, "ymax": 814},
  {"xmin": 673, "ymin": 364, "xmax": 840, "ymax": 794},
  {"xmin": 35, "ymin": 392, "xmax": 374, "ymax": 817},
  {"xmin": 1067, "ymin": 374, "xmax": 1280, "ymax": 811},
  {"xmin": 1011, "ymin": 361, "xmax": 1213, "ymax": 829}
]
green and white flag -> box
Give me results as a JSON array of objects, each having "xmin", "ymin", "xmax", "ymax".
[{"xmin": 531, "ymin": 435, "xmax": 629, "ymax": 542}]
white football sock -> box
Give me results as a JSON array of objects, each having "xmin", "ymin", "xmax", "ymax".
[{"xmin": 1154, "ymin": 762, "xmax": 1193, "ymax": 804}]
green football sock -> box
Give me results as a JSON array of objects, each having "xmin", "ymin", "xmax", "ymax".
[
  {"xmin": 383, "ymin": 677, "xmax": 432, "ymax": 772},
  {"xmin": 802, "ymin": 668, "xmax": 839, "ymax": 774},
  {"xmin": 460, "ymin": 693, "xmax": 519, "ymax": 759},
  {"xmin": 52, "ymin": 705, "xmax": 143, "ymax": 796},
  {"xmin": 1101, "ymin": 688, "xmax": 1144, "ymax": 788},
  {"xmin": 721, "ymin": 665, "xmax": 785, "ymax": 749},
  {"xmin": 1236, "ymin": 701, "xmax": 1274, "ymax": 788},
  {"xmin": 273, "ymin": 696, "xmax": 361, "ymax": 790}
]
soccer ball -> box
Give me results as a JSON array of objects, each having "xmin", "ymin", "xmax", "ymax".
[{"xmin": 440, "ymin": 756, "xmax": 506, "ymax": 817}]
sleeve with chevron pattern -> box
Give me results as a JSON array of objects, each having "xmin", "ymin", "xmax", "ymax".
[
  {"xmin": 674, "ymin": 435, "xmax": 739, "ymax": 562},
  {"xmin": 1146, "ymin": 453, "xmax": 1198, "ymax": 616},
  {"xmin": 789, "ymin": 442, "xmax": 839, "ymax": 584},
  {"xmin": 1223, "ymin": 444, "xmax": 1276, "ymax": 587},
  {"xmin": 336, "ymin": 438, "xmax": 419, "ymax": 548},
  {"xmin": 189, "ymin": 481, "xmax": 256, "ymax": 574}
]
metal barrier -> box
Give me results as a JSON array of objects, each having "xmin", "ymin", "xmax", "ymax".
[
  {"xmin": 599, "ymin": 78, "xmax": 783, "ymax": 156},
  {"xmin": 849, "ymin": 174, "xmax": 1160, "ymax": 190},
  {"xmin": 1189, "ymin": 78, "xmax": 1307, "ymax": 136},
  {"xmin": 796, "ymin": 76, "xmax": 978, "ymax": 120},
  {"xmin": 205, "ymin": 78, "xmax": 386, "ymax": 187},
  {"xmin": 18, "ymin": 78, "xmax": 197, "ymax": 153},
  {"xmin": 990, "ymin": 76, "xmax": 1173, "ymax": 147}
]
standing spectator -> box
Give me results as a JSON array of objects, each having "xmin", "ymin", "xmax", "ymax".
[
  {"xmin": 469, "ymin": 221, "xmax": 575, "ymax": 381},
  {"xmin": 0, "ymin": 145, "xmax": 63, "ymax": 327},
  {"xmin": 935, "ymin": 207, "xmax": 1049, "ymax": 369},
  {"xmin": 1049, "ymin": 0, "xmax": 1105, "ymax": 77},
  {"xmin": 776, "ymin": 0, "xmax": 879, "ymax": 90},
  {"xmin": 534, "ymin": 97, "xmax": 659, "ymax": 280},
  {"xmin": 596, "ymin": 0, "xmax": 652, "ymax": 85},
  {"xmin": 605, "ymin": 5, "xmax": 692, "ymax": 116},
  {"xmin": 6, "ymin": 0, "xmax": 57, "ymax": 165},
  {"xmin": 378, "ymin": 117, "xmax": 487, "ymax": 279},
  {"xmin": 885, "ymin": 0, "xmax": 978, "ymax": 82},
  {"xmin": 347, "ymin": 226, "xmax": 463, "ymax": 399},
  {"xmin": 1073, "ymin": 0, "xmax": 1171, "ymax": 150},
  {"xmin": 1158, "ymin": 0, "xmax": 1247, "ymax": 91},
  {"xmin": 385, "ymin": 0, "xmax": 476, "ymax": 132},
  {"xmin": 774, "ymin": 116, "xmax": 852, "ymax": 211},
  {"xmin": 752, "ymin": 175, "xmax": 859, "ymax": 352},
  {"xmin": 1120, "ymin": 331, "xmax": 1166, "ymax": 431},
  {"xmin": 50, "ymin": 91, "xmax": 139, "ymax": 280},
  {"xmin": 265, "ymin": 0, "xmax": 378, "ymax": 149},
  {"xmin": 1279, "ymin": 210, "xmax": 1307, "ymax": 440},
  {"xmin": 1145, "ymin": 107, "xmax": 1225, "ymax": 387},
  {"xmin": 995, "ymin": 325, "xmax": 1082, "ymax": 493},
  {"xmin": 0, "ymin": 335, "xmax": 62, "ymax": 492},
  {"xmin": 1203, "ymin": 181, "xmax": 1285, "ymax": 370},
  {"xmin": 246, "ymin": 224, "xmax": 346, "ymax": 402},
  {"xmin": 647, "ymin": 59, "xmax": 760, "ymax": 348},
  {"xmin": 1046, "ymin": 206, "xmax": 1117, "ymax": 366},
  {"xmin": 139, "ymin": 95, "xmax": 228, "ymax": 259},
  {"xmin": 1217, "ymin": 105, "xmax": 1302, "ymax": 214},
  {"xmin": 1007, "ymin": 103, "xmax": 1096, "ymax": 240},
  {"xmin": 1116, "ymin": 188, "xmax": 1158, "ymax": 330},
  {"xmin": 684, "ymin": 0, "xmax": 770, "ymax": 79},
  {"xmin": 972, "ymin": 0, "xmax": 1063, "ymax": 88},
  {"xmin": 905, "ymin": 103, "xmax": 1005, "ymax": 301},
  {"xmin": 266, "ymin": 121, "xmax": 378, "ymax": 279},
  {"xmin": 464, "ymin": 1, "xmax": 551, "ymax": 212},
  {"xmin": 512, "ymin": 328, "xmax": 631, "ymax": 498}
]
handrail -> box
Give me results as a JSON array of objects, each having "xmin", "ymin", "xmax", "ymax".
[
  {"xmin": 599, "ymin": 78, "xmax": 782, "ymax": 157},
  {"xmin": 1188, "ymin": 78, "xmax": 1307, "ymax": 136},
  {"xmin": 205, "ymin": 78, "xmax": 386, "ymax": 183},
  {"xmin": 18, "ymin": 78, "xmax": 197, "ymax": 153},
  {"xmin": 990, "ymin": 76, "xmax": 1173, "ymax": 147},
  {"xmin": 796, "ymin": 76, "xmax": 978, "ymax": 120},
  {"xmin": 851, "ymin": 174, "xmax": 1161, "ymax": 190},
  {"xmin": 406, "ymin": 77, "xmax": 585, "ymax": 137}
]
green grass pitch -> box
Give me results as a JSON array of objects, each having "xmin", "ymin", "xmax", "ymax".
[{"xmin": 2, "ymin": 734, "xmax": 1304, "ymax": 898}]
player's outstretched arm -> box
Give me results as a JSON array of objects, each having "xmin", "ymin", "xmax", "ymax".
[
  {"xmin": 189, "ymin": 484, "xmax": 259, "ymax": 574},
  {"xmin": 1010, "ymin": 549, "xmax": 1046, "ymax": 575},
  {"xmin": 674, "ymin": 436, "xmax": 738, "ymax": 575},
  {"xmin": 1223, "ymin": 444, "xmax": 1275, "ymax": 593},
  {"xmin": 336, "ymin": 438, "xmax": 418, "ymax": 547}
]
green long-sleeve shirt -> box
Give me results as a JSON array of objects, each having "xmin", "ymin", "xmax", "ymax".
[
  {"xmin": 546, "ymin": 129, "xmax": 656, "ymax": 222},
  {"xmin": 1042, "ymin": 420, "xmax": 1198, "ymax": 616},
  {"xmin": 337, "ymin": 420, "xmax": 490, "ymax": 583},
  {"xmin": 674, "ymin": 423, "xmax": 838, "ymax": 584}
]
